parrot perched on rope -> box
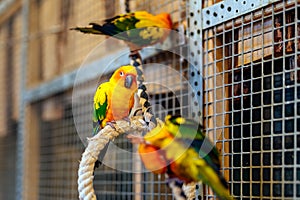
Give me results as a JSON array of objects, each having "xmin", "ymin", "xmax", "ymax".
[
  {"xmin": 93, "ymin": 65, "xmax": 137, "ymax": 168},
  {"xmin": 137, "ymin": 115, "xmax": 234, "ymax": 200},
  {"xmin": 71, "ymin": 11, "xmax": 172, "ymax": 49}
]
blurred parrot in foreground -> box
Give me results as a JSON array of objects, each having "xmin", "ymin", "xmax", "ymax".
[
  {"xmin": 137, "ymin": 115, "xmax": 233, "ymax": 200},
  {"xmin": 71, "ymin": 11, "xmax": 172, "ymax": 49},
  {"xmin": 93, "ymin": 65, "xmax": 137, "ymax": 168}
]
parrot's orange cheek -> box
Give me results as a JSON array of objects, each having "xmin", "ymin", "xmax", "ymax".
[{"xmin": 138, "ymin": 144, "xmax": 167, "ymax": 174}]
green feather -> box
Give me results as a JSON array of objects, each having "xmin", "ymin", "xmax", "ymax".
[
  {"xmin": 166, "ymin": 116, "xmax": 221, "ymax": 173},
  {"xmin": 114, "ymin": 16, "xmax": 139, "ymax": 30},
  {"xmin": 93, "ymin": 91, "xmax": 108, "ymax": 135},
  {"xmin": 70, "ymin": 27, "xmax": 103, "ymax": 34}
]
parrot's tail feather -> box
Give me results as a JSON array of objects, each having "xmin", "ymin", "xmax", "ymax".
[
  {"xmin": 90, "ymin": 23, "xmax": 119, "ymax": 36},
  {"xmin": 88, "ymin": 22, "xmax": 131, "ymax": 42},
  {"xmin": 70, "ymin": 27, "xmax": 103, "ymax": 35},
  {"xmin": 207, "ymin": 176, "xmax": 233, "ymax": 200},
  {"xmin": 219, "ymin": 174, "xmax": 229, "ymax": 189},
  {"xmin": 197, "ymin": 164, "xmax": 234, "ymax": 200}
]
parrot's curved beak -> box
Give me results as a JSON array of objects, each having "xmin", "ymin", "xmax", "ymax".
[{"xmin": 124, "ymin": 74, "xmax": 134, "ymax": 88}]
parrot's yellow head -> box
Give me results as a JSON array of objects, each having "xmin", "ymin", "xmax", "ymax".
[{"xmin": 110, "ymin": 65, "xmax": 137, "ymax": 89}]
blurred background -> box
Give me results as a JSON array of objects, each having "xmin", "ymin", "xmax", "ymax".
[{"xmin": 0, "ymin": 0, "xmax": 299, "ymax": 199}]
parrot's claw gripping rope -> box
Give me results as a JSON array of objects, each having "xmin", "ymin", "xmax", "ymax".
[
  {"xmin": 122, "ymin": 116, "xmax": 131, "ymax": 126},
  {"xmin": 106, "ymin": 121, "xmax": 117, "ymax": 130}
]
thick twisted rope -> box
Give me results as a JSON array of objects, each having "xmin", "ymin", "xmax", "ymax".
[
  {"xmin": 78, "ymin": 116, "xmax": 148, "ymax": 200},
  {"xmin": 183, "ymin": 182, "xmax": 196, "ymax": 200}
]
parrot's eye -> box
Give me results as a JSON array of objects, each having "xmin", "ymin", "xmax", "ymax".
[{"xmin": 119, "ymin": 71, "xmax": 124, "ymax": 76}]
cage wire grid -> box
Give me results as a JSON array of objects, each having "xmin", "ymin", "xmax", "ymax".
[
  {"xmin": 0, "ymin": 0, "xmax": 299, "ymax": 200},
  {"xmin": 202, "ymin": 0, "xmax": 300, "ymax": 199}
]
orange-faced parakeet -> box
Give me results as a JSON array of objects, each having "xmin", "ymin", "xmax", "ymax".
[
  {"xmin": 71, "ymin": 11, "xmax": 172, "ymax": 49},
  {"xmin": 93, "ymin": 65, "xmax": 137, "ymax": 167},
  {"xmin": 138, "ymin": 115, "xmax": 233, "ymax": 200}
]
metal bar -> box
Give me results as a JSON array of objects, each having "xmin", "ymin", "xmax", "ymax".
[
  {"xmin": 188, "ymin": 0, "xmax": 203, "ymax": 122},
  {"xmin": 293, "ymin": 3, "xmax": 299, "ymax": 199},
  {"xmin": 15, "ymin": 0, "xmax": 29, "ymax": 199},
  {"xmin": 188, "ymin": 0, "xmax": 203, "ymax": 199}
]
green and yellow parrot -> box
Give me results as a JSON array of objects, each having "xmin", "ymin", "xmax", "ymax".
[
  {"xmin": 138, "ymin": 115, "xmax": 233, "ymax": 200},
  {"xmin": 93, "ymin": 65, "xmax": 137, "ymax": 167},
  {"xmin": 71, "ymin": 11, "xmax": 172, "ymax": 49}
]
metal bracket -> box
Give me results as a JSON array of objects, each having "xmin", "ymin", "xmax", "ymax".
[
  {"xmin": 202, "ymin": 0, "xmax": 280, "ymax": 29},
  {"xmin": 188, "ymin": 0, "xmax": 203, "ymax": 123}
]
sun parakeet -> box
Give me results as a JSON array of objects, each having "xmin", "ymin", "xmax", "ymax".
[
  {"xmin": 71, "ymin": 11, "xmax": 172, "ymax": 49},
  {"xmin": 138, "ymin": 115, "xmax": 233, "ymax": 200},
  {"xmin": 93, "ymin": 65, "xmax": 137, "ymax": 168}
]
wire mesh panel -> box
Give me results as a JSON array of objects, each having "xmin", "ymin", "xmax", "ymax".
[
  {"xmin": 202, "ymin": 1, "xmax": 300, "ymax": 199},
  {"xmin": 37, "ymin": 94, "xmax": 83, "ymax": 200},
  {"xmin": 0, "ymin": 133, "xmax": 17, "ymax": 199}
]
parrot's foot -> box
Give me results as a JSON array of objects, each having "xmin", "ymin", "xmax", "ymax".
[
  {"xmin": 128, "ymin": 45, "xmax": 142, "ymax": 55},
  {"xmin": 122, "ymin": 116, "xmax": 131, "ymax": 125},
  {"xmin": 127, "ymin": 134, "xmax": 145, "ymax": 144},
  {"xmin": 106, "ymin": 121, "xmax": 117, "ymax": 130}
]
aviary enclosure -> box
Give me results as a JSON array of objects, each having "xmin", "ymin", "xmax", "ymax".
[{"xmin": 0, "ymin": 0, "xmax": 299, "ymax": 200}]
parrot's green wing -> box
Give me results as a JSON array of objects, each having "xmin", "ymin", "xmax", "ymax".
[
  {"xmin": 71, "ymin": 11, "xmax": 166, "ymax": 47},
  {"xmin": 165, "ymin": 116, "xmax": 222, "ymax": 175},
  {"xmin": 182, "ymin": 124, "xmax": 220, "ymax": 170},
  {"xmin": 92, "ymin": 83, "xmax": 111, "ymax": 168},
  {"xmin": 92, "ymin": 83, "xmax": 109, "ymax": 135},
  {"xmin": 90, "ymin": 14, "xmax": 156, "ymax": 46}
]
